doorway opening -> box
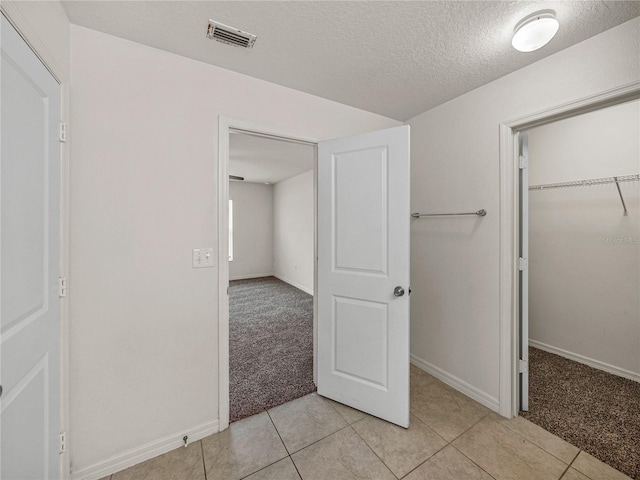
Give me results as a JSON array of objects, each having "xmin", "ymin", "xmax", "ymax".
[
  {"xmin": 217, "ymin": 118, "xmax": 319, "ymax": 430},
  {"xmin": 227, "ymin": 130, "xmax": 318, "ymax": 422},
  {"xmin": 516, "ymin": 99, "xmax": 640, "ymax": 478},
  {"xmin": 219, "ymin": 122, "xmax": 412, "ymax": 431}
]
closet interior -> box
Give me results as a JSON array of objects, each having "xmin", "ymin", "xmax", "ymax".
[{"xmin": 520, "ymin": 99, "xmax": 640, "ymax": 479}]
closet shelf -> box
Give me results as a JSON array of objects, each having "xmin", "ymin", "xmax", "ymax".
[
  {"xmin": 528, "ymin": 174, "xmax": 639, "ymax": 191},
  {"xmin": 529, "ymin": 173, "xmax": 639, "ymax": 216}
]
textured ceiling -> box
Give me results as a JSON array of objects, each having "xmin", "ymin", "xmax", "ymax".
[
  {"xmin": 230, "ymin": 133, "xmax": 314, "ymax": 184},
  {"xmin": 62, "ymin": 1, "xmax": 640, "ymax": 121}
]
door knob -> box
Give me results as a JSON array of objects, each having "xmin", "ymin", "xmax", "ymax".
[{"xmin": 393, "ymin": 286, "xmax": 405, "ymax": 297}]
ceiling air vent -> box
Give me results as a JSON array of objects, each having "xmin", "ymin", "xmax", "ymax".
[{"xmin": 206, "ymin": 20, "xmax": 256, "ymax": 49}]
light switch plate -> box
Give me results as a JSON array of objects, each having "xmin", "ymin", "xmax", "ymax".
[{"xmin": 192, "ymin": 248, "xmax": 214, "ymax": 268}]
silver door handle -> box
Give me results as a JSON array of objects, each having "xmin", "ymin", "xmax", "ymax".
[{"xmin": 394, "ymin": 286, "xmax": 405, "ymax": 297}]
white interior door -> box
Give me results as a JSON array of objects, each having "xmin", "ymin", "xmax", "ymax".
[
  {"xmin": 317, "ymin": 125, "xmax": 410, "ymax": 428},
  {"xmin": 519, "ymin": 132, "xmax": 529, "ymax": 412},
  {"xmin": 1, "ymin": 14, "xmax": 61, "ymax": 479}
]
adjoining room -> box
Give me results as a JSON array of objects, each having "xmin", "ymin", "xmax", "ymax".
[{"xmin": 228, "ymin": 132, "xmax": 316, "ymax": 421}]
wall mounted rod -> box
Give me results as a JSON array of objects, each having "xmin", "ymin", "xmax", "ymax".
[
  {"xmin": 614, "ymin": 177, "xmax": 628, "ymax": 216},
  {"xmin": 411, "ymin": 209, "xmax": 487, "ymax": 218}
]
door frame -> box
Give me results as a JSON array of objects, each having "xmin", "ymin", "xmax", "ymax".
[
  {"xmin": 217, "ymin": 116, "xmax": 319, "ymax": 430},
  {"xmin": 0, "ymin": 8, "xmax": 71, "ymax": 479},
  {"xmin": 498, "ymin": 80, "xmax": 640, "ymax": 418}
]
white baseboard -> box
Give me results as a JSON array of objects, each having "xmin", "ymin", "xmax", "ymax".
[
  {"xmin": 72, "ymin": 419, "xmax": 219, "ymax": 480},
  {"xmin": 410, "ymin": 353, "xmax": 500, "ymax": 412},
  {"xmin": 229, "ymin": 272, "xmax": 274, "ymax": 281},
  {"xmin": 529, "ymin": 340, "xmax": 640, "ymax": 383},
  {"xmin": 273, "ymin": 273, "xmax": 314, "ymax": 295}
]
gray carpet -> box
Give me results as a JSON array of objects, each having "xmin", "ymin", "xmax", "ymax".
[
  {"xmin": 521, "ymin": 347, "xmax": 640, "ymax": 479},
  {"xmin": 229, "ymin": 276, "xmax": 316, "ymax": 422}
]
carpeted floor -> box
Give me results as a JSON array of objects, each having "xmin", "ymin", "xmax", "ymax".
[
  {"xmin": 229, "ymin": 276, "xmax": 316, "ymax": 422},
  {"xmin": 521, "ymin": 347, "xmax": 640, "ymax": 479}
]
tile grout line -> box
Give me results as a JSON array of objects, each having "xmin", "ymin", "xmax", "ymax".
[
  {"xmin": 402, "ymin": 379, "xmax": 491, "ymax": 478},
  {"xmin": 265, "ymin": 410, "xmax": 304, "ymax": 479},
  {"xmin": 348, "ymin": 424, "xmax": 400, "ymax": 480},
  {"xmin": 558, "ymin": 450, "xmax": 589, "ymax": 480},
  {"xmin": 287, "ymin": 423, "xmax": 352, "ymax": 456},
  {"xmin": 445, "ymin": 414, "xmax": 500, "ymax": 480},
  {"xmin": 238, "ymin": 457, "xmax": 289, "ymax": 480},
  {"xmin": 323, "ymin": 397, "xmax": 355, "ymax": 425},
  {"xmin": 443, "ymin": 411, "xmax": 489, "ymax": 444},
  {"xmin": 408, "ymin": 411, "xmax": 449, "ymax": 444},
  {"xmin": 289, "ymin": 455, "xmax": 304, "ymax": 480},
  {"xmin": 499, "ymin": 416, "xmax": 582, "ymax": 466},
  {"xmin": 238, "ymin": 459, "xmax": 283, "ymax": 480},
  {"xmin": 199, "ymin": 440, "xmax": 208, "ymax": 480},
  {"xmin": 266, "ymin": 409, "xmax": 290, "ymax": 454},
  {"xmin": 397, "ymin": 443, "xmax": 450, "ymax": 479},
  {"xmin": 395, "ymin": 412, "xmax": 496, "ymax": 480},
  {"xmin": 236, "ymin": 412, "xmax": 291, "ymax": 480},
  {"xmin": 450, "ymin": 444, "xmax": 499, "ymax": 480}
]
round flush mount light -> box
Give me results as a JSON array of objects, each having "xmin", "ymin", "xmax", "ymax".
[{"xmin": 512, "ymin": 10, "xmax": 559, "ymax": 52}]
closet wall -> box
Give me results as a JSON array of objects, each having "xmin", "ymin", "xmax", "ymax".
[{"xmin": 528, "ymin": 100, "xmax": 640, "ymax": 380}]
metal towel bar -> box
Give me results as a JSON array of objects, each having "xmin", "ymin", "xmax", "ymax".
[{"xmin": 411, "ymin": 209, "xmax": 487, "ymax": 218}]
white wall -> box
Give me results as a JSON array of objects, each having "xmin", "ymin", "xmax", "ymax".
[
  {"xmin": 69, "ymin": 25, "xmax": 400, "ymax": 478},
  {"xmin": 229, "ymin": 182, "xmax": 274, "ymax": 280},
  {"xmin": 273, "ymin": 170, "xmax": 315, "ymax": 294},
  {"xmin": 406, "ymin": 18, "xmax": 640, "ymax": 411},
  {"xmin": 527, "ymin": 100, "xmax": 640, "ymax": 379}
]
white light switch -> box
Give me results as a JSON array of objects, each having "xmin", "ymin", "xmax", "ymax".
[{"xmin": 192, "ymin": 248, "xmax": 214, "ymax": 268}]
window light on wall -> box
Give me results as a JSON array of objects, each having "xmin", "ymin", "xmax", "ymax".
[{"xmin": 229, "ymin": 200, "xmax": 234, "ymax": 261}]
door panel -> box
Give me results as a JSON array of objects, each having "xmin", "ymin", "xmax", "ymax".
[
  {"xmin": 318, "ymin": 125, "xmax": 410, "ymax": 428},
  {"xmin": 333, "ymin": 146, "xmax": 388, "ymax": 274},
  {"xmin": 334, "ymin": 296, "xmax": 388, "ymax": 388},
  {"xmin": 1, "ymin": 14, "xmax": 61, "ymax": 479}
]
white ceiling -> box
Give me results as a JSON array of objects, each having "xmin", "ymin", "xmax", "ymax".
[
  {"xmin": 61, "ymin": 1, "xmax": 639, "ymax": 121},
  {"xmin": 229, "ymin": 132, "xmax": 314, "ymax": 184}
]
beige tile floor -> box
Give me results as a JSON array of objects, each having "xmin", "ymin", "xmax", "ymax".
[{"xmin": 101, "ymin": 366, "xmax": 631, "ymax": 480}]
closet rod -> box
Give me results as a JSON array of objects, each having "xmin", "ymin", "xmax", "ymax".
[
  {"xmin": 411, "ymin": 209, "xmax": 487, "ymax": 218},
  {"xmin": 528, "ymin": 174, "xmax": 640, "ymax": 191}
]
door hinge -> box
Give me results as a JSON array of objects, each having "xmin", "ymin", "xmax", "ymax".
[
  {"xmin": 59, "ymin": 277, "xmax": 67, "ymax": 297},
  {"xmin": 59, "ymin": 432, "xmax": 66, "ymax": 454},
  {"xmin": 519, "ymin": 155, "xmax": 528, "ymax": 169},
  {"xmin": 59, "ymin": 122, "xmax": 67, "ymax": 143},
  {"xmin": 518, "ymin": 257, "xmax": 528, "ymax": 271},
  {"xmin": 518, "ymin": 359, "xmax": 528, "ymax": 374}
]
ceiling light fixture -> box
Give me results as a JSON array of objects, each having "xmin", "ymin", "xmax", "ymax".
[{"xmin": 512, "ymin": 10, "xmax": 559, "ymax": 52}]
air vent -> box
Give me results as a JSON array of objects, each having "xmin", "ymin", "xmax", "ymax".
[{"xmin": 207, "ymin": 20, "xmax": 256, "ymax": 49}]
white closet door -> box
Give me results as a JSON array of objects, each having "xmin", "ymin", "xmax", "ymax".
[{"xmin": 1, "ymin": 14, "xmax": 61, "ymax": 479}]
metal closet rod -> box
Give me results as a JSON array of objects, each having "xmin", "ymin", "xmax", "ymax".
[
  {"xmin": 528, "ymin": 174, "xmax": 640, "ymax": 190},
  {"xmin": 529, "ymin": 173, "xmax": 639, "ymax": 217},
  {"xmin": 411, "ymin": 209, "xmax": 487, "ymax": 218}
]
